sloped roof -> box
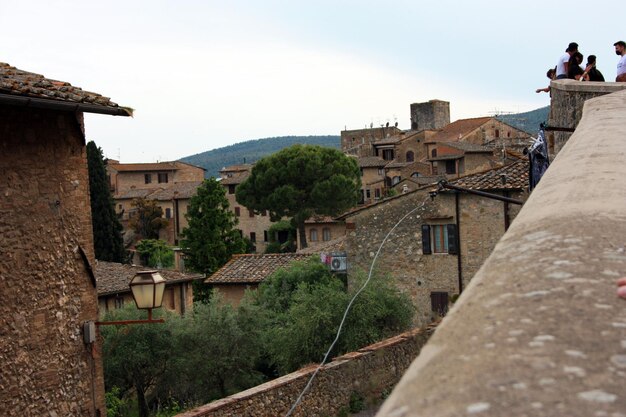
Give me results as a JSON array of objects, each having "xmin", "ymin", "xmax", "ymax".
[
  {"xmin": 429, "ymin": 154, "xmax": 463, "ymax": 161},
  {"xmin": 305, "ymin": 215, "xmax": 339, "ymax": 224},
  {"xmin": 442, "ymin": 141, "xmax": 494, "ymax": 153},
  {"xmin": 449, "ymin": 159, "xmax": 528, "ymax": 190},
  {"xmin": 149, "ymin": 181, "xmax": 203, "ymax": 200},
  {"xmin": 298, "ymin": 236, "xmax": 346, "ymax": 255},
  {"xmin": 372, "ymin": 136, "xmax": 401, "ymax": 146},
  {"xmin": 220, "ymin": 164, "xmax": 253, "ymax": 173},
  {"xmin": 427, "ymin": 117, "xmax": 492, "ymax": 143},
  {"xmin": 359, "ymin": 157, "xmax": 388, "ymax": 168},
  {"xmin": 109, "ymin": 162, "xmax": 179, "ymax": 172},
  {"xmin": 220, "ymin": 172, "xmax": 250, "ymax": 185},
  {"xmin": 205, "ymin": 253, "xmax": 313, "ymax": 284},
  {"xmin": 115, "ymin": 188, "xmax": 154, "ymax": 200},
  {"xmin": 95, "ymin": 261, "xmax": 203, "ymax": 296},
  {"xmin": 0, "ymin": 62, "xmax": 132, "ymax": 116},
  {"xmin": 385, "ymin": 161, "xmax": 412, "ymax": 169}
]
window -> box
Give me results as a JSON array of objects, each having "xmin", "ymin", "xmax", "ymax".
[
  {"xmin": 248, "ymin": 209, "xmax": 255, "ymax": 218},
  {"xmin": 495, "ymin": 129, "xmax": 500, "ymax": 138},
  {"xmin": 228, "ymin": 184, "xmax": 236, "ymax": 194},
  {"xmin": 114, "ymin": 296, "xmax": 124, "ymax": 309},
  {"xmin": 250, "ymin": 232, "xmax": 256, "ymax": 243},
  {"xmin": 378, "ymin": 168, "xmax": 384, "ymax": 176},
  {"xmin": 411, "ymin": 172, "xmax": 420, "ymax": 178},
  {"xmin": 406, "ymin": 151, "xmax": 415, "ymax": 162},
  {"xmin": 431, "ymin": 292, "xmax": 449, "ymax": 316},
  {"xmin": 310, "ymin": 229, "xmax": 318, "ymax": 242},
  {"xmin": 144, "ymin": 174, "xmax": 152, "ymax": 184},
  {"xmin": 263, "ymin": 230, "xmax": 269, "ymax": 242},
  {"xmin": 165, "ymin": 208, "xmax": 171, "ymax": 219},
  {"xmin": 392, "ymin": 176, "xmax": 401, "ymax": 185},
  {"xmin": 158, "ymin": 172, "xmax": 169, "ymax": 183},
  {"xmin": 431, "ymin": 149, "xmax": 437, "ymax": 158},
  {"xmin": 445, "ymin": 160, "xmax": 456, "ymax": 174},
  {"xmin": 234, "ymin": 207, "xmax": 241, "ymax": 217},
  {"xmin": 382, "ymin": 149, "xmax": 394, "ymax": 161},
  {"xmin": 322, "ymin": 228, "xmax": 331, "ymax": 242},
  {"xmin": 421, "ymin": 224, "xmax": 458, "ymax": 255},
  {"xmin": 366, "ymin": 189, "xmax": 371, "ymax": 199},
  {"xmin": 375, "ymin": 188, "xmax": 381, "ymax": 199}
]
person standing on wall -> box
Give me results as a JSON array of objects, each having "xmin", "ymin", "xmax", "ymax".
[
  {"xmin": 556, "ymin": 42, "xmax": 578, "ymax": 79},
  {"xmin": 583, "ymin": 55, "xmax": 605, "ymax": 82},
  {"xmin": 615, "ymin": 41, "xmax": 626, "ymax": 82}
]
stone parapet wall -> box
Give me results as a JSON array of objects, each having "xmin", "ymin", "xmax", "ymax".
[
  {"xmin": 176, "ymin": 326, "xmax": 434, "ymax": 417},
  {"xmin": 548, "ymin": 79, "xmax": 626, "ymax": 155}
]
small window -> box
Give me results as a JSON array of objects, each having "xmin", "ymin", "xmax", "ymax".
[
  {"xmin": 165, "ymin": 208, "xmax": 171, "ymax": 219},
  {"xmin": 378, "ymin": 168, "xmax": 385, "ymax": 176},
  {"xmin": 406, "ymin": 151, "xmax": 415, "ymax": 162},
  {"xmin": 114, "ymin": 297, "xmax": 124, "ymax": 309},
  {"xmin": 250, "ymin": 232, "xmax": 256, "ymax": 243},
  {"xmin": 118, "ymin": 204, "xmax": 123, "ymax": 210},
  {"xmin": 310, "ymin": 229, "xmax": 318, "ymax": 242},
  {"xmin": 392, "ymin": 176, "xmax": 401, "ymax": 185},
  {"xmin": 375, "ymin": 188, "xmax": 381, "ymax": 199},
  {"xmin": 382, "ymin": 149, "xmax": 394, "ymax": 161},
  {"xmin": 422, "ymin": 224, "xmax": 458, "ymax": 255},
  {"xmin": 263, "ymin": 230, "xmax": 269, "ymax": 242},
  {"xmin": 431, "ymin": 292, "xmax": 449, "ymax": 316},
  {"xmin": 144, "ymin": 174, "xmax": 152, "ymax": 184},
  {"xmin": 432, "ymin": 225, "xmax": 449, "ymax": 253},
  {"xmin": 228, "ymin": 184, "xmax": 236, "ymax": 194},
  {"xmin": 495, "ymin": 129, "xmax": 500, "ymax": 138},
  {"xmin": 234, "ymin": 207, "xmax": 241, "ymax": 217},
  {"xmin": 322, "ymin": 228, "xmax": 331, "ymax": 242},
  {"xmin": 445, "ymin": 160, "xmax": 456, "ymax": 174},
  {"xmin": 366, "ymin": 189, "xmax": 371, "ymax": 199},
  {"xmin": 248, "ymin": 209, "xmax": 255, "ymax": 218},
  {"xmin": 158, "ymin": 173, "xmax": 169, "ymax": 183},
  {"xmin": 431, "ymin": 149, "xmax": 437, "ymax": 158}
]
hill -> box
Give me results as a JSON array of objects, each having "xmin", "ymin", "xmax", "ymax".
[
  {"xmin": 180, "ymin": 135, "xmax": 340, "ymax": 178},
  {"xmin": 496, "ymin": 106, "xmax": 550, "ymax": 135}
]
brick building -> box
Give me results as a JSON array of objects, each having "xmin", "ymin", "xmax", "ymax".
[
  {"xmin": 338, "ymin": 159, "xmax": 528, "ymax": 326},
  {"xmin": 0, "ymin": 62, "xmax": 131, "ymax": 416}
]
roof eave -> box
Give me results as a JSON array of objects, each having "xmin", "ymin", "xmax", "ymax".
[{"xmin": 0, "ymin": 93, "xmax": 133, "ymax": 116}]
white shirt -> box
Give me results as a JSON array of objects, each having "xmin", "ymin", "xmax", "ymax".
[
  {"xmin": 618, "ymin": 54, "xmax": 626, "ymax": 76},
  {"xmin": 556, "ymin": 53, "xmax": 570, "ymax": 77}
]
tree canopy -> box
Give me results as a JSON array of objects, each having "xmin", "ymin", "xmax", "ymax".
[
  {"xmin": 86, "ymin": 141, "xmax": 127, "ymax": 262},
  {"xmin": 235, "ymin": 144, "xmax": 360, "ymax": 248},
  {"xmin": 129, "ymin": 198, "xmax": 168, "ymax": 240}
]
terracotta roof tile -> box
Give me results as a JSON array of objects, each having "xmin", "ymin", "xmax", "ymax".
[
  {"xmin": 220, "ymin": 172, "xmax": 250, "ymax": 185},
  {"xmin": 442, "ymin": 141, "xmax": 494, "ymax": 153},
  {"xmin": 148, "ymin": 181, "xmax": 203, "ymax": 200},
  {"xmin": 205, "ymin": 253, "xmax": 313, "ymax": 284},
  {"xmin": 427, "ymin": 117, "xmax": 492, "ymax": 143},
  {"xmin": 220, "ymin": 164, "xmax": 253, "ymax": 173},
  {"xmin": 298, "ymin": 236, "xmax": 346, "ymax": 255},
  {"xmin": 385, "ymin": 161, "xmax": 412, "ymax": 169},
  {"xmin": 108, "ymin": 162, "xmax": 179, "ymax": 172},
  {"xmin": 450, "ymin": 159, "xmax": 528, "ymax": 190},
  {"xmin": 95, "ymin": 261, "xmax": 203, "ymax": 296},
  {"xmin": 0, "ymin": 62, "xmax": 132, "ymax": 116},
  {"xmin": 358, "ymin": 157, "xmax": 388, "ymax": 168},
  {"xmin": 115, "ymin": 188, "xmax": 155, "ymax": 200}
]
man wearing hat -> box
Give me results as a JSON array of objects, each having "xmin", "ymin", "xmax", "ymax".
[
  {"xmin": 615, "ymin": 41, "xmax": 626, "ymax": 82},
  {"xmin": 556, "ymin": 42, "xmax": 579, "ymax": 79}
]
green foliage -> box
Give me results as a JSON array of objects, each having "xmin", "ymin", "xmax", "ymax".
[
  {"xmin": 265, "ymin": 220, "xmax": 296, "ymax": 253},
  {"xmin": 179, "ymin": 135, "xmax": 340, "ymax": 178},
  {"xmin": 86, "ymin": 141, "xmax": 127, "ymax": 262},
  {"xmin": 105, "ymin": 386, "xmax": 128, "ymax": 417},
  {"xmin": 349, "ymin": 391, "xmax": 366, "ymax": 413},
  {"xmin": 236, "ymin": 145, "xmax": 361, "ymax": 248},
  {"xmin": 129, "ymin": 199, "xmax": 169, "ymax": 240},
  {"xmin": 181, "ymin": 178, "xmax": 246, "ymax": 302},
  {"xmin": 135, "ymin": 239, "xmax": 174, "ymax": 268}
]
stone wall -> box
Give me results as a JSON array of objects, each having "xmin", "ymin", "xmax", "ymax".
[
  {"xmin": 0, "ymin": 106, "xmax": 104, "ymax": 416},
  {"xmin": 410, "ymin": 100, "xmax": 450, "ymax": 131},
  {"xmin": 176, "ymin": 326, "xmax": 434, "ymax": 417},
  {"xmin": 548, "ymin": 79, "xmax": 626, "ymax": 155},
  {"xmin": 341, "ymin": 126, "xmax": 402, "ymax": 157}
]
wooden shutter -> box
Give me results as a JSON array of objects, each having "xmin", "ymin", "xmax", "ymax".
[
  {"xmin": 431, "ymin": 292, "xmax": 449, "ymax": 315},
  {"xmin": 422, "ymin": 225, "xmax": 431, "ymax": 255},
  {"xmin": 447, "ymin": 224, "xmax": 458, "ymax": 255}
]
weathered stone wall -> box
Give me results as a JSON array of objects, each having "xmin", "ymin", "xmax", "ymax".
[
  {"xmin": 548, "ymin": 79, "xmax": 626, "ymax": 155},
  {"xmin": 341, "ymin": 126, "xmax": 402, "ymax": 157},
  {"xmin": 176, "ymin": 326, "xmax": 434, "ymax": 417},
  {"xmin": 0, "ymin": 106, "xmax": 104, "ymax": 416},
  {"xmin": 410, "ymin": 100, "xmax": 450, "ymax": 131},
  {"xmin": 223, "ymin": 185, "xmax": 274, "ymax": 253}
]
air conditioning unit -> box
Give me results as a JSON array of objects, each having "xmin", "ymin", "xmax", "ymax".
[{"xmin": 329, "ymin": 252, "xmax": 347, "ymax": 273}]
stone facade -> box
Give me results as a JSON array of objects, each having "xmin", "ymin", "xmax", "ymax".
[
  {"xmin": 300, "ymin": 218, "xmax": 346, "ymax": 251},
  {"xmin": 107, "ymin": 161, "xmax": 205, "ymax": 194},
  {"xmin": 410, "ymin": 99, "xmax": 450, "ymax": 131},
  {"xmin": 175, "ymin": 326, "xmax": 434, "ymax": 417},
  {"xmin": 0, "ymin": 106, "xmax": 105, "ymax": 416},
  {"xmin": 341, "ymin": 126, "xmax": 403, "ymax": 157}
]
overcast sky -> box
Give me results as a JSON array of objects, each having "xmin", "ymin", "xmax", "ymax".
[{"xmin": 2, "ymin": 0, "xmax": 623, "ymax": 162}]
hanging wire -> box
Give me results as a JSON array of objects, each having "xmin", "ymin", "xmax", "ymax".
[{"xmin": 284, "ymin": 195, "xmax": 430, "ymax": 417}]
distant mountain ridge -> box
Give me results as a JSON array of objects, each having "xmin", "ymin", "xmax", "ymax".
[
  {"xmin": 180, "ymin": 107, "xmax": 550, "ymax": 177},
  {"xmin": 180, "ymin": 136, "xmax": 340, "ymax": 178}
]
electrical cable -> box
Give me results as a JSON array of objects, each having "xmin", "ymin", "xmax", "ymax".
[{"xmin": 284, "ymin": 196, "xmax": 430, "ymax": 417}]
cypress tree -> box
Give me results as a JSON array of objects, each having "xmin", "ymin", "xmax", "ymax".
[{"xmin": 86, "ymin": 141, "xmax": 127, "ymax": 262}]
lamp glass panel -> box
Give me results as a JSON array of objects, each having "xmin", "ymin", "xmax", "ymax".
[
  {"xmin": 153, "ymin": 282, "xmax": 166, "ymax": 308},
  {"xmin": 132, "ymin": 283, "xmax": 155, "ymax": 309}
]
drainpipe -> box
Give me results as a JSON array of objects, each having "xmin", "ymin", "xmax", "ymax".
[
  {"xmin": 503, "ymin": 190, "xmax": 511, "ymax": 231},
  {"xmin": 455, "ymin": 192, "xmax": 463, "ymax": 293}
]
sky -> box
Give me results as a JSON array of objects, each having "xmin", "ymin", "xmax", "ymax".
[{"xmin": 1, "ymin": 0, "xmax": 623, "ymax": 162}]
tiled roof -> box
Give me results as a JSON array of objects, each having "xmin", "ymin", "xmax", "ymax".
[
  {"xmin": 385, "ymin": 161, "xmax": 412, "ymax": 169},
  {"xmin": 220, "ymin": 164, "xmax": 253, "ymax": 173},
  {"xmin": 429, "ymin": 154, "xmax": 463, "ymax": 161},
  {"xmin": 442, "ymin": 142, "xmax": 494, "ymax": 153},
  {"xmin": 115, "ymin": 182, "xmax": 202, "ymax": 200},
  {"xmin": 95, "ymin": 261, "xmax": 203, "ymax": 296},
  {"xmin": 427, "ymin": 117, "xmax": 492, "ymax": 143},
  {"xmin": 358, "ymin": 157, "xmax": 387, "ymax": 168},
  {"xmin": 298, "ymin": 236, "xmax": 346, "ymax": 255},
  {"xmin": 109, "ymin": 162, "xmax": 179, "ymax": 172},
  {"xmin": 115, "ymin": 188, "xmax": 154, "ymax": 200},
  {"xmin": 373, "ymin": 137, "xmax": 401, "ymax": 146},
  {"xmin": 0, "ymin": 62, "xmax": 132, "ymax": 116},
  {"xmin": 450, "ymin": 159, "xmax": 528, "ymax": 190},
  {"xmin": 220, "ymin": 172, "xmax": 250, "ymax": 185},
  {"xmin": 305, "ymin": 215, "xmax": 339, "ymax": 224},
  {"xmin": 205, "ymin": 253, "xmax": 313, "ymax": 284}
]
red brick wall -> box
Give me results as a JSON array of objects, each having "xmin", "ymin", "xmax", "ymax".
[{"xmin": 0, "ymin": 106, "xmax": 105, "ymax": 416}]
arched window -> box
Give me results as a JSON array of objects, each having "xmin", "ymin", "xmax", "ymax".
[
  {"xmin": 310, "ymin": 229, "xmax": 318, "ymax": 242},
  {"xmin": 411, "ymin": 172, "xmax": 420, "ymax": 178},
  {"xmin": 392, "ymin": 176, "xmax": 401, "ymax": 185},
  {"xmin": 431, "ymin": 149, "xmax": 437, "ymax": 158},
  {"xmin": 406, "ymin": 151, "xmax": 414, "ymax": 162},
  {"xmin": 322, "ymin": 228, "xmax": 331, "ymax": 242}
]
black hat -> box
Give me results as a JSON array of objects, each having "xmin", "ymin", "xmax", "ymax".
[{"xmin": 566, "ymin": 42, "xmax": 579, "ymax": 52}]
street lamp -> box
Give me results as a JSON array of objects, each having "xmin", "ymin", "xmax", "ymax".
[{"xmin": 84, "ymin": 271, "xmax": 166, "ymax": 343}]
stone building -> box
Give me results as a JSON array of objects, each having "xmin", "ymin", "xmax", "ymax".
[
  {"xmin": 95, "ymin": 261, "xmax": 203, "ymax": 316},
  {"xmin": 0, "ymin": 62, "xmax": 131, "ymax": 416},
  {"xmin": 338, "ymin": 159, "xmax": 528, "ymax": 326},
  {"xmin": 426, "ymin": 141, "xmax": 496, "ymax": 178},
  {"xmin": 204, "ymin": 253, "xmax": 313, "ymax": 305},
  {"xmin": 107, "ymin": 160, "xmax": 205, "ymax": 194},
  {"xmin": 297, "ymin": 216, "xmax": 346, "ymax": 252}
]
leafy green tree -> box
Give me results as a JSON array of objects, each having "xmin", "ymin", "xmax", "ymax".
[
  {"xmin": 135, "ymin": 239, "xmax": 174, "ymax": 268},
  {"xmin": 181, "ymin": 178, "xmax": 246, "ymax": 302},
  {"xmin": 86, "ymin": 141, "xmax": 126, "ymax": 262},
  {"xmin": 129, "ymin": 198, "xmax": 169, "ymax": 240},
  {"xmin": 101, "ymin": 306, "xmax": 174, "ymax": 417},
  {"xmin": 235, "ymin": 145, "xmax": 361, "ymax": 249}
]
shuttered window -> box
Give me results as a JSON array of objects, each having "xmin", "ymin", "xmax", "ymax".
[
  {"xmin": 422, "ymin": 224, "xmax": 458, "ymax": 255},
  {"xmin": 431, "ymin": 292, "xmax": 449, "ymax": 316}
]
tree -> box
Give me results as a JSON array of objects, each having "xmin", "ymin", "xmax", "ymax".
[
  {"xmin": 235, "ymin": 145, "xmax": 361, "ymax": 249},
  {"xmin": 86, "ymin": 141, "xmax": 126, "ymax": 262},
  {"xmin": 181, "ymin": 178, "xmax": 246, "ymax": 301},
  {"xmin": 129, "ymin": 198, "xmax": 169, "ymax": 240},
  {"xmin": 135, "ymin": 239, "xmax": 174, "ymax": 268}
]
